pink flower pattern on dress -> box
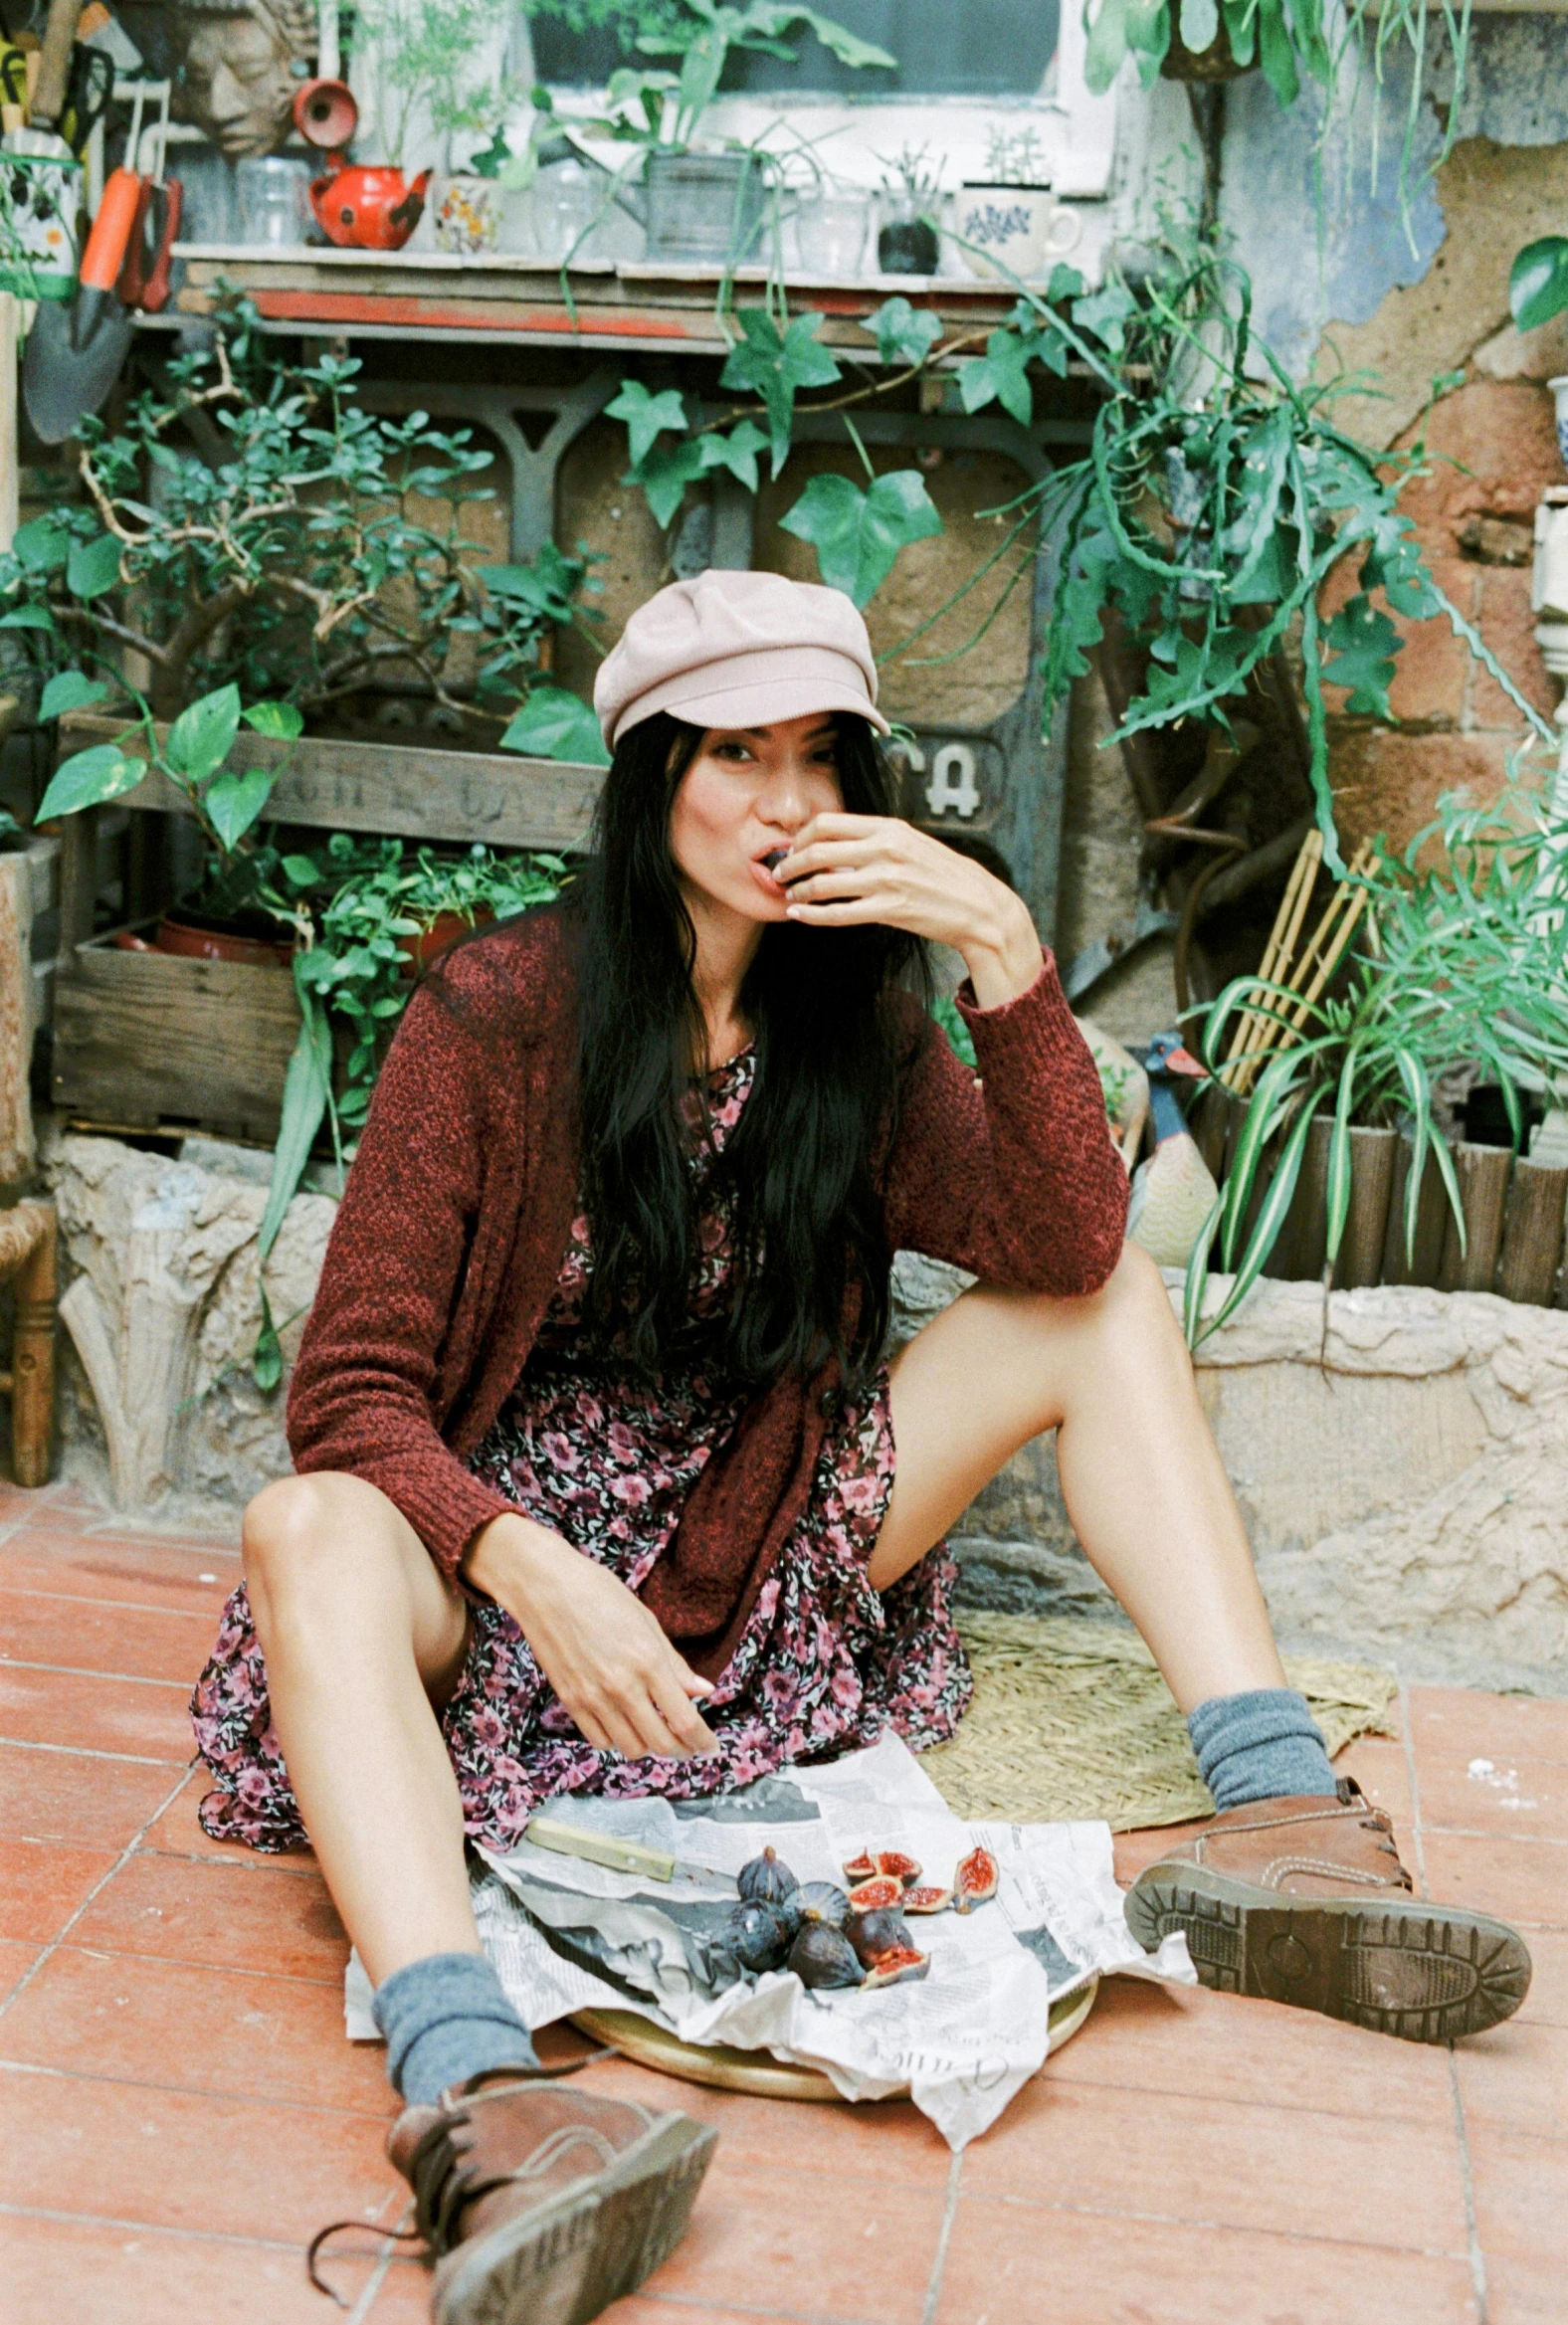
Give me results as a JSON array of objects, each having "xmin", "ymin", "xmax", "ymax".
[{"xmin": 190, "ymin": 1048, "xmax": 972, "ymax": 1853}]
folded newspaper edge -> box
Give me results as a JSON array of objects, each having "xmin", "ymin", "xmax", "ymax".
[{"xmin": 345, "ymin": 1732, "xmax": 1195, "ymax": 2149}]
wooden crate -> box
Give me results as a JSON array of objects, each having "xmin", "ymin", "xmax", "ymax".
[{"xmin": 49, "ymin": 715, "xmax": 603, "ymax": 1140}]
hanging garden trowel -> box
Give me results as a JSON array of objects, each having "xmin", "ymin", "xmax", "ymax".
[{"xmin": 24, "ymin": 159, "xmax": 138, "ymax": 442}]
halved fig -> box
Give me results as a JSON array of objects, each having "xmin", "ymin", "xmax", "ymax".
[
  {"xmin": 953, "ymin": 1844, "xmax": 999, "ymax": 1913},
  {"xmin": 861, "ymin": 1944, "xmax": 929, "ymax": 1989},
  {"xmin": 873, "ymin": 1851, "xmax": 922, "ymax": 1890},
  {"xmin": 901, "ymin": 1884, "xmax": 952, "ymax": 1914},
  {"xmin": 841, "ymin": 1851, "xmax": 879, "ymax": 1886},
  {"xmin": 846, "ymin": 1874, "xmax": 905, "ymax": 1913}
]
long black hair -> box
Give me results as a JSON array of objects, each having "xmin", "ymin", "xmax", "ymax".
[{"xmin": 569, "ymin": 708, "xmax": 928, "ymax": 1392}]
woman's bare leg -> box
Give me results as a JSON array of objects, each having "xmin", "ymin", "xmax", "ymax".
[
  {"xmin": 873, "ymin": 1241, "xmax": 1286, "ymax": 1712},
  {"xmin": 242, "ymin": 1471, "xmax": 478, "ymax": 1986}
]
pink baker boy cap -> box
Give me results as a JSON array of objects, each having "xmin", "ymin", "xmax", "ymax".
[{"xmin": 593, "ymin": 569, "xmax": 891, "ymax": 748}]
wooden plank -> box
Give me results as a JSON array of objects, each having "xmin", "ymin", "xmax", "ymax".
[
  {"xmin": 1496, "ymin": 1158, "xmax": 1568, "ymax": 1307},
  {"xmin": 1438, "ymin": 1141, "xmax": 1512, "ymax": 1295},
  {"xmin": 59, "ymin": 716, "xmax": 603, "ymax": 851},
  {"xmin": 52, "ymin": 942, "xmax": 301, "ymax": 1145}
]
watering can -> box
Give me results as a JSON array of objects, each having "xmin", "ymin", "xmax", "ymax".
[{"xmin": 536, "ymin": 128, "xmax": 769, "ymax": 267}]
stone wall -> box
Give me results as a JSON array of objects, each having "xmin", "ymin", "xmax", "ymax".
[{"xmin": 39, "ymin": 1129, "xmax": 1568, "ymax": 1694}]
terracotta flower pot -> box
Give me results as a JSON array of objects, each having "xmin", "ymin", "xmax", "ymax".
[
  {"xmin": 153, "ymin": 911, "xmax": 294, "ymax": 968},
  {"xmin": 397, "ymin": 907, "xmax": 493, "ymax": 972}
]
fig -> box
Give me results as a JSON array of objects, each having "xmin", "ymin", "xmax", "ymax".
[
  {"xmin": 861, "ymin": 1944, "xmax": 929, "ymax": 1989},
  {"xmin": 953, "ymin": 1844, "xmax": 999, "ymax": 1913},
  {"xmin": 737, "ymin": 1844, "xmax": 799, "ymax": 1910},
  {"xmin": 901, "ymin": 1885, "xmax": 952, "ymax": 1914},
  {"xmin": 796, "ymin": 1881, "xmax": 851, "ymax": 1927},
  {"xmin": 846, "ymin": 1875, "xmax": 905, "ymax": 1913},
  {"xmin": 726, "ymin": 1900, "xmax": 790, "ymax": 1975},
  {"xmin": 788, "ymin": 1922, "xmax": 863, "ymax": 1990},
  {"xmin": 841, "ymin": 1851, "xmax": 879, "ymax": 1886},
  {"xmin": 845, "ymin": 1903, "xmax": 909, "ymax": 1969},
  {"xmin": 873, "ymin": 1851, "xmax": 922, "ymax": 1890}
]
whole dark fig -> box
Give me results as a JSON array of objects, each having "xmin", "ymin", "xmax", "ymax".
[
  {"xmin": 845, "ymin": 1904, "xmax": 910, "ymax": 1969},
  {"xmin": 726, "ymin": 1901, "xmax": 790, "ymax": 1975},
  {"xmin": 737, "ymin": 1844, "xmax": 799, "ymax": 1909},
  {"xmin": 796, "ymin": 1881, "xmax": 851, "ymax": 1927},
  {"xmin": 788, "ymin": 1922, "xmax": 863, "ymax": 1990}
]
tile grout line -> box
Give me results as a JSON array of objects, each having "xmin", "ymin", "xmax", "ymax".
[
  {"xmin": 0, "ymin": 1735, "xmax": 177, "ymax": 1766},
  {"xmin": 1398, "ymin": 1674, "xmax": 1488, "ymax": 2325},
  {"xmin": 0, "ymin": 2052, "xmax": 395, "ymax": 2122},
  {"xmin": 0, "ymin": 1759, "xmax": 197, "ymax": 2026},
  {"xmin": 0, "ymin": 1655, "xmax": 191, "ymax": 1689},
  {"xmin": 344, "ymin": 2201, "xmax": 418, "ymax": 2324},
  {"xmin": 919, "ymin": 2146, "xmax": 964, "ymax": 2325},
  {"xmin": 1, "ymin": 1583, "xmax": 220, "ymax": 1617}
]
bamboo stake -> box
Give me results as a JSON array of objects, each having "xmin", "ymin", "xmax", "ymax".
[
  {"xmin": 1230, "ymin": 841, "xmax": 1374, "ymax": 1094},
  {"xmin": 1223, "ymin": 827, "xmax": 1322, "ymax": 1089}
]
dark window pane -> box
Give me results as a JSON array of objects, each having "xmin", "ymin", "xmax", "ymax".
[{"xmin": 527, "ymin": 0, "xmax": 1058, "ymax": 98}]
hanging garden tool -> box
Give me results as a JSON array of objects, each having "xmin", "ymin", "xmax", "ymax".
[{"xmin": 23, "ymin": 75, "xmax": 179, "ymax": 442}]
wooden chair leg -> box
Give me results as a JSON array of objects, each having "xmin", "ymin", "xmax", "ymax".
[{"xmin": 8, "ymin": 1202, "xmax": 56, "ymax": 1488}]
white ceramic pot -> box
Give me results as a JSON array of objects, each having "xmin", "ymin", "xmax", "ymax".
[
  {"xmin": 434, "ymin": 174, "xmax": 503, "ymax": 255},
  {"xmin": 953, "ymin": 184, "xmax": 1081, "ymax": 284},
  {"xmin": 1551, "ymin": 375, "xmax": 1568, "ymax": 476}
]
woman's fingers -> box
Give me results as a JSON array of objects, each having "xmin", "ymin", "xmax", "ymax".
[{"xmin": 651, "ymin": 1669, "xmax": 720, "ymax": 1756}]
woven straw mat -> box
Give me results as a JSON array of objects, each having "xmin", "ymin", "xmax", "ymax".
[{"xmin": 919, "ymin": 1612, "xmax": 1398, "ymax": 1834}]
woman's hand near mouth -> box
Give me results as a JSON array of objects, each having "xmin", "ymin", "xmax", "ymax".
[{"xmin": 777, "ymin": 814, "xmax": 1044, "ymax": 1010}]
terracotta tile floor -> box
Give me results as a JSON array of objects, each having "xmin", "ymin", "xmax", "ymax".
[{"xmin": 2, "ymin": 1478, "xmax": 1565, "ymax": 2325}]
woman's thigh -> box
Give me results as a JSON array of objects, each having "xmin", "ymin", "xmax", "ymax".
[
  {"xmin": 871, "ymin": 1255, "xmax": 1152, "ymax": 1592},
  {"xmin": 243, "ymin": 1469, "xmax": 472, "ymax": 1704}
]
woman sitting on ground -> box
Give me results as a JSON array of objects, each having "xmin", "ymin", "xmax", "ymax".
[{"xmin": 192, "ymin": 571, "xmax": 1528, "ymax": 2325}]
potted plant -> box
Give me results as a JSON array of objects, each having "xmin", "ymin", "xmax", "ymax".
[
  {"xmin": 875, "ymin": 141, "xmax": 942, "ymax": 277},
  {"xmin": 1179, "ymin": 789, "xmax": 1568, "ymax": 1343},
  {"xmin": 532, "ymin": 0, "xmax": 895, "ymax": 266},
  {"xmin": 951, "ymin": 126, "xmax": 1081, "ymax": 287}
]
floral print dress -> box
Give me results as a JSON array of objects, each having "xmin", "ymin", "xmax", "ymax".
[{"xmin": 191, "ymin": 1049, "xmax": 973, "ymax": 1853}]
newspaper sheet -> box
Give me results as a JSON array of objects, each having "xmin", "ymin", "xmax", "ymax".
[{"xmin": 345, "ymin": 1732, "xmax": 1194, "ymax": 2148}]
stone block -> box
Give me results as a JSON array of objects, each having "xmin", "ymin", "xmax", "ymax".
[
  {"xmin": 1328, "ymin": 726, "xmax": 1524, "ymax": 860},
  {"xmin": 1396, "ymin": 380, "xmax": 1563, "ymax": 547}
]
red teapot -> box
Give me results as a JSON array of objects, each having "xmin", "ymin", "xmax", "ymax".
[{"xmin": 308, "ymin": 153, "xmax": 432, "ymax": 250}]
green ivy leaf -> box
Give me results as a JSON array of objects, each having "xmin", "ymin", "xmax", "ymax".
[
  {"xmin": 706, "ymin": 419, "xmax": 769, "ymax": 494},
  {"xmin": 500, "ymin": 684, "xmax": 610, "ymax": 766},
  {"xmin": 606, "ymin": 379, "xmax": 688, "ymax": 468},
  {"xmin": 1071, "ymin": 283, "xmax": 1138, "ymax": 357},
  {"xmin": 166, "ymin": 684, "xmax": 242, "ymax": 785},
  {"xmin": 1510, "ymin": 236, "xmax": 1568, "ymax": 333},
  {"xmin": 0, "ymin": 603, "xmax": 57, "ymax": 632},
  {"xmin": 956, "ymin": 326, "xmax": 1040, "ymax": 428},
  {"xmin": 11, "ymin": 517, "xmax": 71, "ymax": 575},
  {"xmin": 67, "ymin": 531, "xmax": 122, "ymax": 601},
  {"xmin": 872, "ymin": 295, "xmax": 942, "ymax": 369},
  {"xmin": 39, "ymin": 671, "xmax": 109, "ymax": 721},
  {"xmin": 629, "ymin": 436, "xmax": 712, "ymax": 526},
  {"xmin": 36, "ymin": 742, "xmax": 145, "ymax": 822},
  {"xmin": 1083, "ymin": 0, "xmax": 1129, "ymax": 91},
  {"xmin": 1320, "ymin": 594, "xmax": 1402, "ymax": 716},
  {"xmin": 242, "ymin": 699, "xmax": 303, "ymax": 740},
  {"xmin": 779, "ymin": 469, "xmax": 942, "ymax": 606},
  {"xmin": 719, "ymin": 311, "xmax": 841, "ymax": 479},
  {"xmin": 204, "ymin": 764, "xmax": 277, "ymax": 851}
]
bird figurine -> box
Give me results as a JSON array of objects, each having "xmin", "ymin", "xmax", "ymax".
[{"xmin": 1126, "ymin": 1030, "xmax": 1219, "ymax": 1268}]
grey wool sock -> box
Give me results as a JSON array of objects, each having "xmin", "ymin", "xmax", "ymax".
[
  {"xmin": 1187, "ymin": 1688, "xmax": 1338, "ymax": 1811},
  {"xmin": 372, "ymin": 1951, "xmax": 538, "ymax": 2107}
]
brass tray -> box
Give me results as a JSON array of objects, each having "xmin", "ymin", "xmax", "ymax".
[{"xmin": 571, "ymin": 1973, "xmax": 1099, "ymax": 2102}]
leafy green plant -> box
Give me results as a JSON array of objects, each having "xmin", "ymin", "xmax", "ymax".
[
  {"xmin": 1510, "ymin": 236, "xmax": 1568, "ymax": 334},
  {"xmin": 35, "ymin": 682, "xmax": 303, "ymax": 867},
  {"xmin": 353, "ymin": 0, "xmax": 526, "ymax": 168},
  {"xmin": 1080, "ymin": 0, "xmax": 1473, "ymax": 226},
  {"xmin": 1180, "ymin": 791, "xmax": 1568, "ymax": 1346},
  {"xmin": 534, "ymin": 0, "xmax": 894, "ymax": 152},
  {"xmin": 0, "ymin": 310, "xmax": 596, "ymax": 744}
]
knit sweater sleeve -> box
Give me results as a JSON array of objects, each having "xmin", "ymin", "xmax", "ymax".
[
  {"xmin": 285, "ymin": 976, "xmax": 518, "ymax": 1574},
  {"xmin": 882, "ymin": 953, "xmax": 1129, "ymax": 1296}
]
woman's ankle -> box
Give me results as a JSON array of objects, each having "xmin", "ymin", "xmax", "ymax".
[{"xmin": 372, "ymin": 1950, "xmax": 538, "ymax": 2107}]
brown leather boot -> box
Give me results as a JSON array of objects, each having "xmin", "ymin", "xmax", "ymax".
[
  {"xmin": 381, "ymin": 2069, "xmax": 716, "ymax": 2325},
  {"xmin": 1125, "ymin": 1778, "xmax": 1531, "ymax": 2042}
]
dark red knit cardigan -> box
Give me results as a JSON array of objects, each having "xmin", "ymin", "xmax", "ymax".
[{"xmin": 286, "ymin": 907, "xmax": 1129, "ymax": 1676}]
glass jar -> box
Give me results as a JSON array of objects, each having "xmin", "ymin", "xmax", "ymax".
[
  {"xmin": 793, "ymin": 189, "xmax": 869, "ymax": 278},
  {"xmin": 876, "ymin": 192, "xmax": 940, "ymax": 277},
  {"xmin": 528, "ymin": 158, "xmax": 603, "ymax": 264},
  {"xmin": 235, "ymin": 155, "xmax": 312, "ymax": 249}
]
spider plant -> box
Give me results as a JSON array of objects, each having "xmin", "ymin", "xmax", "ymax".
[{"xmin": 1182, "ymin": 790, "xmax": 1568, "ymax": 1346}]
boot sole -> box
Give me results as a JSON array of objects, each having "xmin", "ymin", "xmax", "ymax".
[
  {"xmin": 433, "ymin": 2111, "xmax": 717, "ymax": 2325},
  {"xmin": 1125, "ymin": 1865, "xmax": 1531, "ymax": 2043}
]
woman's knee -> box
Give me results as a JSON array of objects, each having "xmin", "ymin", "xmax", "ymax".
[{"xmin": 242, "ymin": 1472, "xmax": 398, "ymax": 1628}]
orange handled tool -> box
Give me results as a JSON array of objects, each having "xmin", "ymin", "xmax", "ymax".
[{"xmin": 79, "ymin": 163, "xmax": 144, "ymax": 292}]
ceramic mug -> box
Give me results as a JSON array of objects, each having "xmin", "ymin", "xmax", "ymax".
[
  {"xmin": 954, "ymin": 184, "xmax": 1081, "ymax": 284},
  {"xmin": 435, "ymin": 173, "xmax": 503, "ymax": 256}
]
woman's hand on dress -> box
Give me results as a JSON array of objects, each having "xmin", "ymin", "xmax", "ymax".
[
  {"xmin": 465, "ymin": 1514, "xmax": 719, "ymax": 1761},
  {"xmin": 778, "ymin": 814, "xmax": 1044, "ymax": 1010}
]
